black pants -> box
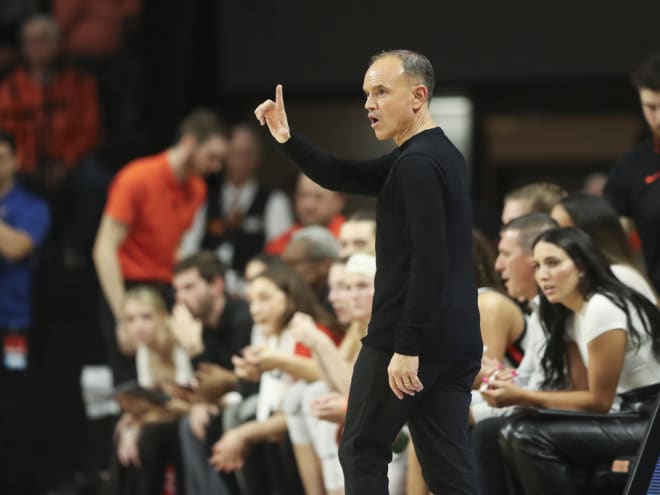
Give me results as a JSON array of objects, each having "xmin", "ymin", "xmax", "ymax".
[
  {"xmin": 471, "ymin": 416, "xmax": 512, "ymax": 495},
  {"xmin": 338, "ymin": 345, "xmax": 481, "ymax": 494},
  {"xmin": 498, "ymin": 410, "xmax": 649, "ymax": 495}
]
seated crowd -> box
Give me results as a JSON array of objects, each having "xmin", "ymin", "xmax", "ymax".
[{"xmin": 1, "ymin": 12, "xmax": 660, "ymax": 495}]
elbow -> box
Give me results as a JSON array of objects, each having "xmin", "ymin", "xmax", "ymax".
[{"xmin": 586, "ymin": 395, "xmax": 613, "ymax": 414}]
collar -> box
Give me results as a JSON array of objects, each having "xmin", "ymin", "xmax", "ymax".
[
  {"xmin": 223, "ymin": 178, "xmax": 257, "ymax": 197},
  {"xmin": 654, "ymin": 136, "xmax": 660, "ymax": 154},
  {"xmin": 161, "ymin": 152, "xmax": 192, "ymax": 191}
]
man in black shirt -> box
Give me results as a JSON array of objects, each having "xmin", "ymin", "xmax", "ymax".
[
  {"xmin": 256, "ymin": 49, "xmax": 482, "ymax": 494},
  {"xmin": 605, "ymin": 54, "xmax": 660, "ymax": 294},
  {"xmin": 172, "ymin": 251, "xmax": 255, "ymax": 495}
]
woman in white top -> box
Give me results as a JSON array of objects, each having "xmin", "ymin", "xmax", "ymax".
[
  {"xmin": 113, "ymin": 287, "xmax": 194, "ymax": 477},
  {"xmin": 483, "ymin": 227, "xmax": 660, "ymax": 495}
]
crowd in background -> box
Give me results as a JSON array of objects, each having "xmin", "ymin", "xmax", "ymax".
[{"xmin": 1, "ymin": 8, "xmax": 660, "ymax": 495}]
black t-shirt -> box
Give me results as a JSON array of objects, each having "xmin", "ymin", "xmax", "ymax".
[
  {"xmin": 605, "ymin": 137, "xmax": 660, "ymax": 293},
  {"xmin": 283, "ymin": 128, "xmax": 482, "ymax": 363},
  {"xmin": 191, "ymin": 297, "xmax": 253, "ymax": 370}
]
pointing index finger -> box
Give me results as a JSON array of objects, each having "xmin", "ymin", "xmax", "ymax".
[{"xmin": 275, "ymin": 84, "xmax": 284, "ymax": 109}]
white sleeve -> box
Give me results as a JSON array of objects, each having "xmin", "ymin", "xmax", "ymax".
[
  {"xmin": 581, "ymin": 294, "xmax": 628, "ymax": 343},
  {"xmin": 174, "ymin": 346, "xmax": 194, "ymax": 385},
  {"xmin": 264, "ymin": 191, "xmax": 294, "ymax": 242},
  {"xmin": 179, "ymin": 204, "xmax": 207, "ymax": 257},
  {"xmin": 136, "ymin": 345, "xmax": 152, "ymax": 388},
  {"xmin": 610, "ymin": 264, "xmax": 658, "ymax": 303}
]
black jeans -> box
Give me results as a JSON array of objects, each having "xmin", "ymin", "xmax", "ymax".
[
  {"xmin": 471, "ymin": 416, "xmax": 512, "ymax": 495},
  {"xmin": 338, "ymin": 345, "xmax": 481, "ymax": 494},
  {"xmin": 498, "ymin": 409, "xmax": 650, "ymax": 495}
]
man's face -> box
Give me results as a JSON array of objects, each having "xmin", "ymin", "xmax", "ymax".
[
  {"xmin": 494, "ymin": 229, "xmax": 537, "ymax": 301},
  {"xmin": 22, "ymin": 20, "xmax": 59, "ymax": 68},
  {"xmin": 639, "ymin": 88, "xmax": 660, "ymax": 139},
  {"xmin": 173, "ymin": 268, "xmax": 217, "ymax": 321},
  {"xmin": 0, "ymin": 142, "xmax": 16, "ymax": 188},
  {"xmin": 362, "ymin": 56, "xmax": 420, "ymax": 142},
  {"xmin": 226, "ymin": 128, "xmax": 261, "ymax": 183},
  {"xmin": 339, "ymin": 220, "xmax": 376, "ymax": 257},
  {"xmin": 295, "ymin": 175, "xmax": 345, "ymax": 226},
  {"xmin": 191, "ymin": 135, "xmax": 228, "ymax": 176}
]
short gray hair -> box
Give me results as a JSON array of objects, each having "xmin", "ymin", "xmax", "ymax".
[
  {"xmin": 501, "ymin": 213, "xmax": 558, "ymax": 252},
  {"xmin": 291, "ymin": 226, "xmax": 340, "ymax": 260},
  {"xmin": 370, "ymin": 49, "xmax": 435, "ymax": 104}
]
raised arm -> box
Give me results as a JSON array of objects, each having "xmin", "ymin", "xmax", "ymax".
[{"xmin": 255, "ymin": 84, "xmax": 393, "ymax": 196}]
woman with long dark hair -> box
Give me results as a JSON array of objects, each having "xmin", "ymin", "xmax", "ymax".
[{"xmin": 482, "ymin": 227, "xmax": 660, "ymax": 494}]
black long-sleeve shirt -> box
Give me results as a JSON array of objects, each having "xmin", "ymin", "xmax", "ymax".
[{"xmin": 283, "ymin": 127, "xmax": 482, "ymax": 363}]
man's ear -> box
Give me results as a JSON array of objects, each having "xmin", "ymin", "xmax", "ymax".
[{"xmin": 412, "ymin": 84, "xmax": 429, "ymax": 110}]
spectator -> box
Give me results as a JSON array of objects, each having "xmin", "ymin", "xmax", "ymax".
[
  {"xmin": 0, "ymin": 15, "xmax": 100, "ymax": 178},
  {"xmin": 282, "ymin": 226, "xmax": 340, "ymax": 311},
  {"xmin": 550, "ymin": 193, "xmax": 657, "ymax": 302},
  {"xmin": 93, "ymin": 109, "xmax": 227, "ymax": 384},
  {"xmin": 182, "ymin": 123, "xmax": 293, "ymax": 273},
  {"xmin": 109, "ymin": 287, "xmax": 193, "ymax": 495},
  {"xmin": 605, "ymin": 53, "xmax": 660, "ymax": 294},
  {"xmin": 472, "ymin": 229, "xmax": 526, "ymax": 368},
  {"xmin": 487, "ymin": 228, "xmax": 660, "ymax": 495},
  {"xmin": 53, "ymin": 0, "xmax": 141, "ymax": 57},
  {"xmin": 0, "ymin": 128, "xmax": 49, "ymax": 495},
  {"xmin": 265, "ymin": 173, "xmax": 346, "ymax": 255},
  {"xmin": 501, "ymin": 182, "xmax": 566, "ymax": 225},
  {"xmin": 285, "ymin": 254, "xmax": 382, "ymax": 495},
  {"xmin": 0, "ymin": 14, "xmax": 107, "ymax": 260},
  {"xmin": 338, "ymin": 210, "xmax": 376, "ymax": 257},
  {"xmin": 209, "ymin": 265, "xmax": 342, "ymax": 492},
  {"xmin": 172, "ymin": 251, "xmax": 254, "ymax": 495}
]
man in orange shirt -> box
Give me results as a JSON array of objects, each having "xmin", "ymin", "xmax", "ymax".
[{"xmin": 93, "ymin": 110, "xmax": 228, "ymax": 383}]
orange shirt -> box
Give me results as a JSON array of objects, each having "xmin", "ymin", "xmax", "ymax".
[
  {"xmin": 105, "ymin": 152, "xmax": 206, "ymax": 283},
  {"xmin": 0, "ymin": 65, "xmax": 100, "ymax": 172},
  {"xmin": 264, "ymin": 215, "xmax": 345, "ymax": 255}
]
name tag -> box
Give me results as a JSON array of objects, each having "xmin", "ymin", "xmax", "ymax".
[{"xmin": 3, "ymin": 333, "xmax": 28, "ymax": 371}]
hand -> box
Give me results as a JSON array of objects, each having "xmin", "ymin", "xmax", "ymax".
[
  {"xmin": 196, "ymin": 363, "xmax": 237, "ymax": 401},
  {"xmin": 481, "ymin": 355, "xmax": 502, "ymax": 376},
  {"xmin": 231, "ymin": 354, "xmax": 261, "ymax": 382},
  {"xmin": 189, "ymin": 402, "xmax": 219, "ymax": 441},
  {"xmin": 116, "ymin": 321, "xmax": 137, "ymax": 356},
  {"xmin": 171, "ymin": 304, "xmax": 203, "ymax": 356},
  {"xmin": 387, "ymin": 353, "xmax": 424, "ymax": 400},
  {"xmin": 480, "ymin": 379, "xmax": 525, "ymax": 408},
  {"xmin": 209, "ymin": 429, "xmax": 250, "ymax": 472},
  {"xmin": 254, "ymin": 84, "xmax": 291, "ymax": 143},
  {"xmin": 289, "ymin": 312, "xmax": 323, "ymax": 349},
  {"xmin": 243, "ymin": 344, "xmax": 285, "ymax": 372},
  {"xmin": 310, "ymin": 392, "xmax": 348, "ymax": 424},
  {"xmin": 117, "ymin": 425, "xmax": 141, "ymax": 467}
]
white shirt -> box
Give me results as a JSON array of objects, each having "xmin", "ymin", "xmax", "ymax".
[
  {"xmin": 180, "ymin": 179, "xmax": 293, "ymax": 259},
  {"xmin": 566, "ymin": 293, "xmax": 660, "ymax": 398},
  {"xmin": 256, "ymin": 327, "xmax": 299, "ymax": 422},
  {"xmin": 136, "ymin": 343, "xmax": 194, "ymax": 388}
]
